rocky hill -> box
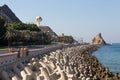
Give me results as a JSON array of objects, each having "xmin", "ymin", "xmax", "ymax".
[
  {"xmin": 38, "ymin": 26, "xmax": 57, "ymax": 37},
  {"xmin": 0, "ymin": 4, "xmax": 21, "ymax": 23},
  {"xmin": 92, "ymin": 33, "xmax": 106, "ymax": 45}
]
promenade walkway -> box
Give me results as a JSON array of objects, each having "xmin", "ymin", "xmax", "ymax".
[
  {"xmin": 0, "ymin": 45, "xmax": 50, "ymax": 54},
  {"xmin": 0, "ymin": 44, "xmax": 79, "ymax": 68}
]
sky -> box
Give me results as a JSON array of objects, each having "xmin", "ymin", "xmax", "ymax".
[{"xmin": 0, "ymin": 0, "xmax": 120, "ymax": 43}]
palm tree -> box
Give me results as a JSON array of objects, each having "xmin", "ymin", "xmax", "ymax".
[
  {"xmin": 23, "ymin": 30, "xmax": 31, "ymax": 41},
  {"xmin": 5, "ymin": 27, "xmax": 16, "ymax": 47}
]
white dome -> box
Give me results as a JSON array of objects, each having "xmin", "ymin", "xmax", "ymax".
[{"xmin": 36, "ymin": 16, "xmax": 42, "ymax": 22}]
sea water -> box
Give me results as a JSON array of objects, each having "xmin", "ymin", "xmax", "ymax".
[{"xmin": 92, "ymin": 43, "xmax": 120, "ymax": 74}]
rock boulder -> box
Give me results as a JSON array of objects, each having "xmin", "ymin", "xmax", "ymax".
[{"xmin": 92, "ymin": 33, "xmax": 106, "ymax": 45}]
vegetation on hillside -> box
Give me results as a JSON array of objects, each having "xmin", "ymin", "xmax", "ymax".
[
  {"xmin": 56, "ymin": 36, "xmax": 75, "ymax": 44},
  {"xmin": 0, "ymin": 16, "xmax": 7, "ymax": 45},
  {"xmin": 7, "ymin": 23, "xmax": 41, "ymax": 31},
  {"xmin": 0, "ymin": 16, "xmax": 75, "ymax": 46},
  {"xmin": 0, "ymin": 17, "xmax": 52, "ymax": 46}
]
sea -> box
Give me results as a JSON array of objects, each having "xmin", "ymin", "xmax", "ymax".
[{"xmin": 92, "ymin": 43, "xmax": 120, "ymax": 74}]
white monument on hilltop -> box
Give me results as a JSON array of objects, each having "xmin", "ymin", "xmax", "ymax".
[{"xmin": 36, "ymin": 16, "xmax": 42, "ymax": 27}]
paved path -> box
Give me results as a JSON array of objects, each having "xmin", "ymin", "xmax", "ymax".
[
  {"xmin": 0, "ymin": 50, "xmax": 8, "ymax": 54},
  {"xmin": 0, "ymin": 45, "xmax": 53, "ymax": 54}
]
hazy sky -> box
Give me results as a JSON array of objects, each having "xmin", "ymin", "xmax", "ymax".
[{"xmin": 0, "ymin": 0, "xmax": 120, "ymax": 43}]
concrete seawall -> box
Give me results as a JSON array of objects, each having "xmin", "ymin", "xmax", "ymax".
[{"xmin": 0, "ymin": 44, "xmax": 79, "ymax": 69}]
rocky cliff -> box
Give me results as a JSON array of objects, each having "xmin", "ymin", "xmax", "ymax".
[
  {"xmin": 0, "ymin": 4, "xmax": 21, "ymax": 23},
  {"xmin": 38, "ymin": 26, "xmax": 57, "ymax": 37},
  {"xmin": 92, "ymin": 33, "xmax": 106, "ymax": 45}
]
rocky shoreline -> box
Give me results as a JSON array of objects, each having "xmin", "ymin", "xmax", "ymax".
[{"xmin": 0, "ymin": 45, "xmax": 120, "ymax": 80}]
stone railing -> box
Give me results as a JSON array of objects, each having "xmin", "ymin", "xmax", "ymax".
[{"xmin": 0, "ymin": 44, "xmax": 80, "ymax": 68}]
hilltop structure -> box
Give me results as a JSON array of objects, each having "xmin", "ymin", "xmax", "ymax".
[
  {"xmin": 92, "ymin": 33, "xmax": 106, "ymax": 45},
  {"xmin": 0, "ymin": 4, "xmax": 21, "ymax": 23},
  {"xmin": 36, "ymin": 16, "xmax": 42, "ymax": 26}
]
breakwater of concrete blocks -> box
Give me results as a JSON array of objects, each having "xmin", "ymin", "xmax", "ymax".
[{"xmin": 0, "ymin": 44, "xmax": 120, "ymax": 80}]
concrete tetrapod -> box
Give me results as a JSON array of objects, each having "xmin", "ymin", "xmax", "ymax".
[{"xmin": 1, "ymin": 70, "xmax": 11, "ymax": 80}]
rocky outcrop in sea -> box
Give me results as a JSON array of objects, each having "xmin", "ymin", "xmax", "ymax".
[{"xmin": 92, "ymin": 33, "xmax": 106, "ymax": 45}]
